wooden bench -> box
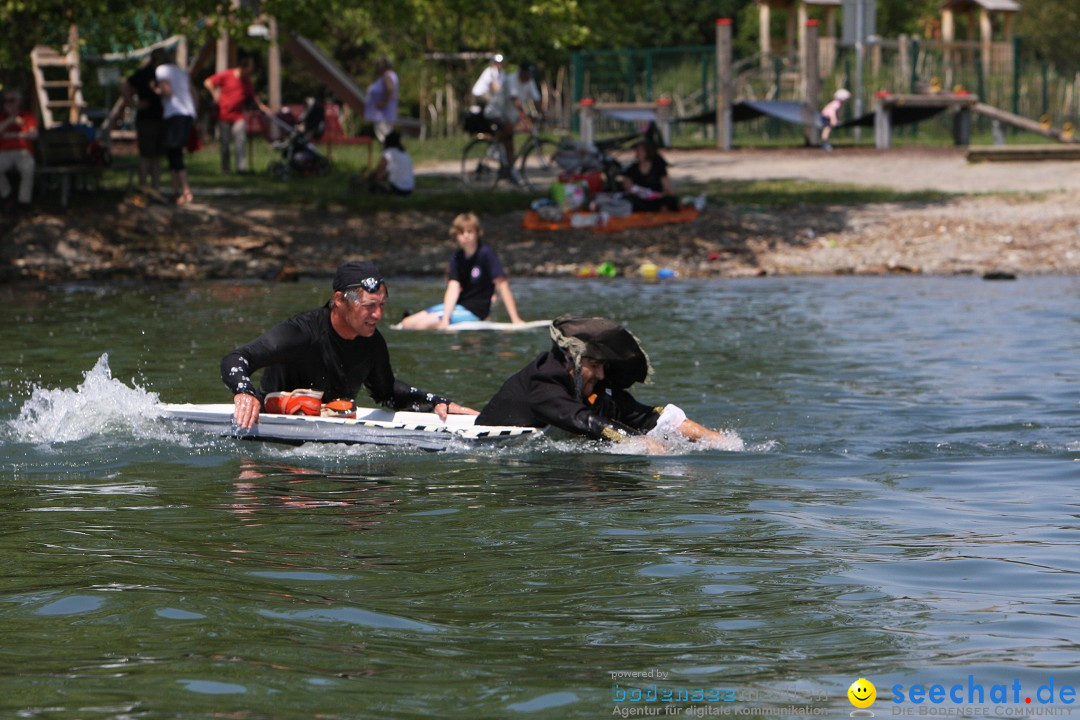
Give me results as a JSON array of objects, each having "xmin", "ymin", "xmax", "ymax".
[
  {"xmin": 321, "ymin": 104, "xmax": 374, "ymax": 167},
  {"xmin": 35, "ymin": 128, "xmax": 102, "ymax": 208}
]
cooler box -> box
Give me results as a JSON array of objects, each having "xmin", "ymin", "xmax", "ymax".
[{"xmin": 557, "ymin": 171, "xmax": 603, "ymax": 194}]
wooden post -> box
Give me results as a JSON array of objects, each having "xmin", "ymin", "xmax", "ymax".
[
  {"xmin": 580, "ymin": 98, "xmax": 595, "ymax": 147},
  {"xmin": 898, "ymin": 34, "xmax": 910, "ymax": 94},
  {"xmin": 176, "ymin": 36, "xmax": 189, "ymax": 70},
  {"xmin": 954, "ymin": 105, "xmax": 972, "ymax": 146},
  {"xmin": 216, "ymin": 32, "xmax": 230, "ymax": 73},
  {"xmin": 804, "ymin": 20, "xmax": 820, "ymax": 146},
  {"xmin": 656, "ymin": 98, "xmax": 672, "ymax": 147},
  {"xmin": 979, "ymin": 8, "xmax": 992, "ymax": 75},
  {"xmin": 759, "ymin": 2, "xmax": 772, "ymax": 67},
  {"xmin": 716, "ymin": 18, "xmax": 733, "ymax": 151},
  {"xmin": 797, "ymin": 1, "xmax": 808, "ymax": 66},
  {"xmin": 942, "ymin": 7, "xmax": 955, "ymax": 91},
  {"xmin": 785, "ymin": 7, "xmax": 796, "ymax": 61},
  {"xmin": 874, "ymin": 93, "xmax": 891, "ymax": 149},
  {"xmin": 268, "ymin": 17, "xmax": 281, "ymax": 111}
]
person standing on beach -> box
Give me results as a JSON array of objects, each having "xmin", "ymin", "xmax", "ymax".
[
  {"xmin": 204, "ymin": 56, "xmax": 272, "ymax": 174},
  {"xmin": 153, "ymin": 56, "xmax": 197, "ymax": 204},
  {"xmin": 364, "ymin": 57, "xmax": 398, "ymax": 143},
  {"xmin": 820, "ymin": 88, "xmax": 850, "ymax": 152},
  {"xmin": 121, "ymin": 48, "xmax": 166, "ymax": 191}
]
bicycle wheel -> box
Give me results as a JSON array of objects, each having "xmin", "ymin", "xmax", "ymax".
[
  {"xmin": 461, "ymin": 138, "xmax": 501, "ymax": 188},
  {"xmin": 518, "ymin": 138, "xmax": 558, "ymax": 189}
]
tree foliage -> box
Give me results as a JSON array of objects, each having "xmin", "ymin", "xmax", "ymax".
[{"xmin": 3, "ymin": 1, "xmax": 1078, "ymax": 98}]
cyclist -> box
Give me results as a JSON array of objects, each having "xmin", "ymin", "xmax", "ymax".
[
  {"xmin": 470, "ymin": 53, "xmax": 505, "ymax": 107},
  {"xmin": 482, "ymin": 62, "xmax": 543, "ymax": 186}
]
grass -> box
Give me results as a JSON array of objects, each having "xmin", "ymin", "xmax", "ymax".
[
  {"xmin": 101, "ymin": 134, "xmax": 536, "ymax": 215},
  {"xmin": 101, "ymin": 125, "xmax": 1049, "ymax": 217}
]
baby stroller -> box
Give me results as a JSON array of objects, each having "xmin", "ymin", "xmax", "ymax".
[{"xmin": 265, "ymin": 106, "xmax": 330, "ymax": 180}]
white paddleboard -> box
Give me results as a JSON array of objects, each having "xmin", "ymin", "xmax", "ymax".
[
  {"xmin": 391, "ymin": 320, "xmax": 550, "ymax": 332},
  {"xmin": 159, "ymin": 403, "xmax": 539, "ymax": 451}
]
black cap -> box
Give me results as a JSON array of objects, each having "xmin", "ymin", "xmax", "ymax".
[{"xmin": 333, "ymin": 260, "xmax": 385, "ymax": 292}]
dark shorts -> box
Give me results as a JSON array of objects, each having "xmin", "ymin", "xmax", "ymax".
[
  {"xmin": 136, "ymin": 118, "xmax": 165, "ymax": 158},
  {"xmin": 164, "ymin": 115, "xmax": 194, "ymax": 151},
  {"xmin": 164, "ymin": 115, "xmax": 194, "ymax": 170}
]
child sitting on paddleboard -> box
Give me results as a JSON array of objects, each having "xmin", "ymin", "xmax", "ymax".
[{"xmin": 397, "ymin": 212, "xmax": 525, "ymax": 330}]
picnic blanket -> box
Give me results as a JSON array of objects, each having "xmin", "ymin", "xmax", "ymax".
[{"xmin": 522, "ymin": 207, "xmax": 700, "ymax": 234}]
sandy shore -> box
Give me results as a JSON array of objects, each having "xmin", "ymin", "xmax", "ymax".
[{"xmin": 2, "ymin": 146, "xmax": 1078, "ymax": 282}]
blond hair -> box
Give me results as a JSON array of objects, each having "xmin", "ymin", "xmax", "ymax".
[{"xmin": 449, "ymin": 212, "xmax": 483, "ymax": 240}]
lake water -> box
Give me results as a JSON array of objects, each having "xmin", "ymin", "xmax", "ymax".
[{"xmin": 1, "ymin": 275, "xmax": 1078, "ymax": 719}]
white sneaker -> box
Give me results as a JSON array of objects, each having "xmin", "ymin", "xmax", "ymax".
[
  {"xmin": 693, "ymin": 193, "xmax": 706, "ymax": 211},
  {"xmin": 509, "ymin": 168, "xmax": 525, "ymax": 186}
]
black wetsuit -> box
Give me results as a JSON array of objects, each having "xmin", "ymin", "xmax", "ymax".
[
  {"xmin": 220, "ymin": 305, "xmax": 447, "ymax": 411},
  {"xmin": 476, "ymin": 349, "xmax": 660, "ymax": 440}
]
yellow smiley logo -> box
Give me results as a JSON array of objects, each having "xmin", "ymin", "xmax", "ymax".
[{"xmin": 848, "ymin": 678, "xmax": 877, "ymax": 709}]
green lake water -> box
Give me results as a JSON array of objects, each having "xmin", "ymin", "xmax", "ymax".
[{"xmin": 1, "ymin": 275, "xmax": 1078, "ymax": 719}]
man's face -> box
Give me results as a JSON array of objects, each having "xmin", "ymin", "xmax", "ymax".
[
  {"xmin": 340, "ymin": 286, "xmax": 386, "ymax": 338},
  {"xmin": 3, "ymin": 94, "xmax": 20, "ymax": 113},
  {"xmin": 578, "ymin": 357, "xmax": 606, "ymax": 399}
]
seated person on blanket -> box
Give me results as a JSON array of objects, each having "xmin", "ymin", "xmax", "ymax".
[
  {"xmin": 476, "ymin": 315, "xmax": 743, "ymax": 450},
  {"xmin": 620, "ymin": 139, "xmax": 679, "ymax": 213},
  {"xmin": 367, "ymin": 131, "xmax": 414, "ymax": 196},
  {"xmin": 221, "ymin": 259, "xmax": 477, "ymax": 429},
  {"xmin": 398, "ymin": 212, "xmax": 524, "ymax": 330}
]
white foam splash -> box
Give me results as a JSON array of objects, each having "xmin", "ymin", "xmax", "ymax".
[{"xmin": 10, "ymin": 354, "xmax": 168, "ymax": 445}]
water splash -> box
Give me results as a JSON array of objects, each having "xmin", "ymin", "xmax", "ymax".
[{"xmin": 9, "ymin": 354, "xmax": 169, "ymax": 445}]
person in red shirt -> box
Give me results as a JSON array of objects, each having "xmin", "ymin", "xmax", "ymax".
[
  {"xmin": 0, "ymin": 88, "xmax": 37, "ymax": 209},
  {"xmin": 203, "ymin": 57, "xmax": 271, "ymax": 174}
]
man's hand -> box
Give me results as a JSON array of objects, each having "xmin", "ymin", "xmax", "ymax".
[
  {"xmin": 434, "ymin": 401, "xmax": 480, "ymax": 420},
  {"xmin": 233, "ymin": 393, "xmax": 261, "ymax": 429}
]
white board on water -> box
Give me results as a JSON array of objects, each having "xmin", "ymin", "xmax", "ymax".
[
  {"xmin": 159, "ymin": 403, "xmax": 539, "ymax": 451},
  {"xmin": 391, "ymin": 320, "xmax": 550, "ymax": 332}
]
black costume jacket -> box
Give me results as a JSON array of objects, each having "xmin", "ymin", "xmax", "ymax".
[
  {"xmin": 476, "ymin": 349, "xmax": 659, "ymax": 440},
  {"xmin": 220, "ymin": 305, "xmax": 445, "ymax": 411}
]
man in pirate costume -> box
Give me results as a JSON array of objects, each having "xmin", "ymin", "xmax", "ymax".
[{"xmin": 476, "ymin": 316, "xmax": 742, "ymax": 450}]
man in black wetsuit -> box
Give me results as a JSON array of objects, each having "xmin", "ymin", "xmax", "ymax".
[
  {"xmin": 221, "ymin": 260, "xmax": 477, "ymax": 429},
  {"xmin": 476, "ymin": 316, "xmax": 742, "ymax": 449}
]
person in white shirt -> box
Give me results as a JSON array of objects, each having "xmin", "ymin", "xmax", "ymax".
[
  {"xmin": 482, "ymin": 62, "xmax": 542, "ymax": 185},
  {"xmin": 471, "ymin": 53, "xmax": 504, "ymax": 106},
  {"xmin": 367, "ymin": 131, "xmax": 414, "ymax": 196},
  {"xmin": 153, "ymin": 59, "xmax": 197, "ymax": 204}
]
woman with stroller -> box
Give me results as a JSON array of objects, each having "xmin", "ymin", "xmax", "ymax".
[
  {"xmin": 397, "ymin": 212, "xmax": 524, "ymax": 330},
  {"xmin": 621, "ymin": 138, "xmax": 679, "ymax": 213}
]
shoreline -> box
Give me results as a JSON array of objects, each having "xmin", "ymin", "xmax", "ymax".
[{"xmin": 3, "ymin": 148, "xmax": 1079, "ymax": 283}]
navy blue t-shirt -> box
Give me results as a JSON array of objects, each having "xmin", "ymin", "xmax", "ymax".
[{"xmin": 448, "ymin": 244, "xmax": 506, "ymax": 319}]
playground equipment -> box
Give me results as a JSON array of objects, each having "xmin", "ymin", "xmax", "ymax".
[
  {"xmin": 576, "ymin": 99, "xmax": 672, "ymax": 147},
  {"xmin": 30, "ymin": 26, "xmax": 89, "ymax": 129},
  {"xmin": 870, "ymin": 92, "xmax": 978, "ymax": 148}
]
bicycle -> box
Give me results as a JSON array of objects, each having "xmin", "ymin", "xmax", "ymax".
[{"xmin": 461, "ymin": 115, "xmax": 557, "ymax": 190}]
